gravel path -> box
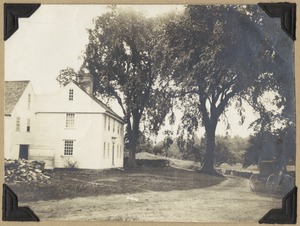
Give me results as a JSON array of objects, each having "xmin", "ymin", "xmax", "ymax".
[{"xmin": 21, "ymin": 175, "xmax": 281, "ymax": 222}]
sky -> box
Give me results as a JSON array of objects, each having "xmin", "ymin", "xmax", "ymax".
[
  {"xmin": 5, "ymin": 5, "xmax": 184, "ymax": 94},
  {"xmin": 5, "ymin": 4, "xmax": 277, "ymax": 141}
]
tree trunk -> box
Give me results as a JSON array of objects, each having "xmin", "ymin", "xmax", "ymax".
[
  {"xmin": 200, "ymin": 121, "xmax": 219, "ymax": 175},
  {"xmin": 128, "ymin": 140, "xmax": 137, "ymax": 168},
  {"xmin": 127, "ymin": 114, "xmax": 140, "ymax": 168}
]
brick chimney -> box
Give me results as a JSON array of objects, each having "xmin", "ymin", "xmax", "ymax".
[{"xmin": 78, "ymin": 73, "xmax": 94, "ymax": 96}]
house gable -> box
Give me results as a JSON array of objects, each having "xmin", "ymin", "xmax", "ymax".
[
  {"xmin": 5, "ymin": 81, "xmax": 30, "ymax": 115},
  {"xmin": 35, "ymin": 82, "xmax": 106, "ymax": 114},
  {"xmin": 61, "ymin": 81, "xmax": 125, "ymax": 124},
  {"xmin": 66, "ymin": 81, "xmax": 125, "ymax": 124}
]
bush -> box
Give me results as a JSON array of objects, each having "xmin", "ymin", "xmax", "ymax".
[
  {"xmin": 64, "ymin": 158, "xmax": 79, "ymax": 168},
  {"xmin": 136, "ymin": 159, "xmax": 170, "ymax": 167}
]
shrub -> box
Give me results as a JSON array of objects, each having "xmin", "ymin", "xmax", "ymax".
[{"xmin": 64, "ymin": 158, "xmax": 79, "ymax": 168}]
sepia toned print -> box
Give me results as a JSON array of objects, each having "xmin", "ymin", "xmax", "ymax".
[{"xmin": 4, "ymin": 4, "xmax": 295, "ymax": 222}]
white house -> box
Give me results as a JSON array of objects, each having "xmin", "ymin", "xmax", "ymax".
[
  {"xmin": 4, "ymin": 81, "xmax": 36, "ymax": 161},
  {"xmin": 4, "ymin": 75, "xmax": 125, "ymax": 169}
]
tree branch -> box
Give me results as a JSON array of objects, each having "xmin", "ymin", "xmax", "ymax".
[
  {"xmin": 198, "ymin": 89, "xmax": 211, "ymax": 126},
  {"xmin": 215, "ymin": 90, "xmax": 236, "ymax": 118},
  {"xmin": 114, "ymin": 93, "xmax": 127, "ymax": 117}
]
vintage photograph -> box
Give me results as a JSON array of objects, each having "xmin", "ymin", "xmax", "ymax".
[{"xmin": 4, "ymin": 4, "xmax": 296, "ymax": 222}]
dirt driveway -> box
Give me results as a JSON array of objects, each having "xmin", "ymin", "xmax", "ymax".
[{"xmin": 21, "ymin": 175, "xmax": 281, "ymax": 222}]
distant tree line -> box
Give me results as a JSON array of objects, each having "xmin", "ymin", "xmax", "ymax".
[{"xmin": 132, "ymin": 132, "xmax": 249, "ymax": 166}]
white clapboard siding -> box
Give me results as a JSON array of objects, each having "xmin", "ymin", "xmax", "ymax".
[
  {"xmin": 5, "ymin": 83, "xmax": 36, "ymax": 159},
  {"xmin": 5, "ymin": 81, "xmax": 125, "ymax": 170}
]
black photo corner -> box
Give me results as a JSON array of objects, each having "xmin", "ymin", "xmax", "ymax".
[
  {"xmin": 259, "ymin": 187, "xmax": 297, "ymax": 224},
  {"xmin": 4, "ymin": 3, "xmax": 40, "ymax": 41},
  {"xmin": 258, "ymin": 2, "xmax": 296, "ymax": 40},
  {"xmin": 2, "ymin": 2, "xmax": 298, "ymax": 224},
  {"xmin": 2, "ymin": 184, "xmax": 39, "ymax": 221}
]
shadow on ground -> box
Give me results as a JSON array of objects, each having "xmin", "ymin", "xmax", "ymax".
[{"xmin": 7, "ymin": 166, "xmax": 226, "ymax": 202}]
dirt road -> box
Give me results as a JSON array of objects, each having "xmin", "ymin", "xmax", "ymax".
[{"xmin": 21, "ymin": 175, "xmax": 281, "ymax": 222}]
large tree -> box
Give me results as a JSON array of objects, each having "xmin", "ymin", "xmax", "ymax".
[
  {"xmin": 57, "ymin": 7, "xmax": 174, "ymax": 167},
  {"xmin": 162, "ymin": 5, "xmax": 294, "ymax": 174}
]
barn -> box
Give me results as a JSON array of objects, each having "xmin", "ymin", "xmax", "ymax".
[{"xmin": 4, "ymin": 75, "xmax": 125, "ymax": 169}]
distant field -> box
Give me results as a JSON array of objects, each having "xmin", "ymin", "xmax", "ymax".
[{"xmin": 136, "ymin": 152, "xmax": 201, "ymax": 170}]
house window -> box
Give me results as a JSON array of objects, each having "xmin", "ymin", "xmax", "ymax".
[
  {"xmin": 117, "ymin": 125, "xmax": 120, "ymax": 135},
  {"xmin": 104, "ymin": 115, "xmax": 107, "ymax": 131},
  {"xmin": 113, "ymin": 120, "xmax": 115, "ymax": 132},
  {"xmin": 117, "ymin": 145, "xmax": 119, "ymax": 158},
  {"xmin": 28, "ymin": 94, "xmax": 31, "ymax": 110},
  {"xmin": 66, "ymin": 113, "xmax": 75, "ymax": 128},
  {"xmin": 103, "ymin": 142, "xmax": 106, "ymax": 158},
  {"xmin": 64, "ymin": 140, "xmax": 74, "ymax": 155},
  {"xmin": 26, "ymin": 119, "xmax": 30, "ymax": 132},
  {"xmin": 107, "ymin": 143, "xmax": 110, "ymax": 157},
  {"xmin": 69, "ymin": 89, "xmax": 73, "ymax": 101},
  {"xmin": 16, "ymin": 117, "xmax": 20, "ymax": 132},
  {"xmin": 108, "ymin": 117, "xmax": 110, "ymax": 131}
]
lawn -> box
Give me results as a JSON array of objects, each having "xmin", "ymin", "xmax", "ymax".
[{"xmin": 8, "ymin": 166, "xmax": 226, "ymax": 202}]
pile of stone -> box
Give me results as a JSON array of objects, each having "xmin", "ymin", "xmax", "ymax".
[{"xmin": 5, "ymin": 159, "xmax": 50, "ymax": 183}]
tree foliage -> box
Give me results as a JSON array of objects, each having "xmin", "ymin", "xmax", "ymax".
[
  {"xmin": 213, "ymin": 135, "xmax": 249, "ymax": 166},
  {"xmin": 125, "ymin": 130, "xmax": 154, "ymax": 154},
  {"xmin": 56, "ymin": 67, "xmax": 80, "ymax": 87},
  {"xmin": 153, "ymin": 135, "xmax": 202, "ymax": 161},
  {"xmin": 176, "ymin": 133, "xmax": 203, "ymax": 161},
  {"xmin": 243, "ymin": 124, "xmax": 296, "ymax": 168}
]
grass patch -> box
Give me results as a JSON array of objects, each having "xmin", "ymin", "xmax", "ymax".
[{"xmin": 8, "ymin": 167, "xmax": 226, "ymax": 202}]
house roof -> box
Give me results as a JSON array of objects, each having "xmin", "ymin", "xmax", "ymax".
[
  {"xmin": 72, "ymin": 81, "xmax": 126, "ymax": 124},
  {"xmin": 5, "ymin": 81, "xmax": 30, "ymax": 115},
  {"xmin": 92, "ymin": 96, "xmax": 126, "ymax": 123}
]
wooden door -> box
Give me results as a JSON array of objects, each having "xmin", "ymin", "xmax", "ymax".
[{"xmin": 19, "ymin": 145, "xmax": 29, "ymax": 160}]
